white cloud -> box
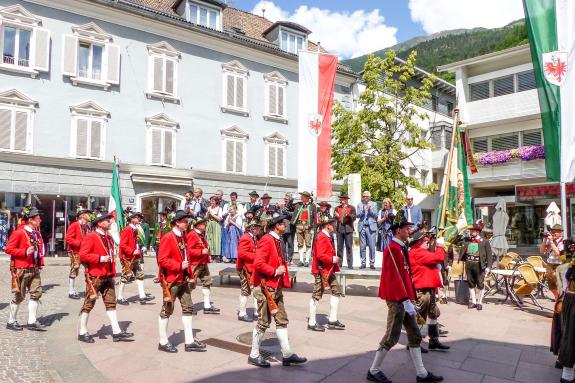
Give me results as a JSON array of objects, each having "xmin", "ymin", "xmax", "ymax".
[
  {"xmin": 409, "ymin": 0, "xmax": 525, "ymax": 34},
  {"xmin": 251, "ymin": 1, "xmax": 398, "ymax": 59}
]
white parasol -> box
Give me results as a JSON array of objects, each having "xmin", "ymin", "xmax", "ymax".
[
  {"xmin": 544, "ymin": 201, "xmax": 562, "ymax": 229},
  {"xmin": 491, "ymin": 198, "xmax": 509, "ymax": 262}
]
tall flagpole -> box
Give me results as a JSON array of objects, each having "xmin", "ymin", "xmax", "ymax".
[
  {"xmin": 438, "ymin": 107, "xmax": 460, "ymax": 229},
  {"xmin": 561, "ymin": 181, "xmax": 568, "ymax": 239}
]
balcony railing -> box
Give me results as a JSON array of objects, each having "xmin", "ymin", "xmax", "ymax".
[{"xmin": 2, "ymin": 55, "xmax": 29, "ymax": 67}]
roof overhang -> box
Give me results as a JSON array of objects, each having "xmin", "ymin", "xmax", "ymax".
[
  {"xmin": 437, "ymin": 44, "xmax": 530, "ymax": 73},
  {"xmin": 263, "ymin": 21, "xmax": 312, "ymax": 36}
]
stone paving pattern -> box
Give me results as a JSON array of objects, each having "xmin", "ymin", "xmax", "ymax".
[{"xmin": 0, "ymin": 255, "xmax": 564, "ymax": 383}]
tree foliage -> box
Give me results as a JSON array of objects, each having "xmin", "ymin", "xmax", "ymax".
[{"xmin": 332, "ymin": 50, "xmax": 438, "ymax": 207}]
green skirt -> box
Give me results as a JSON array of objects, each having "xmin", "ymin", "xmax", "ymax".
[{"xmin": 206, "ymin": 219, "xmax": 222, "ymax": 256}]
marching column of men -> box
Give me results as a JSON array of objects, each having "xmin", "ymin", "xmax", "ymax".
[{"xmin": 64, "ymin": 206, "xmax": 92, "ymax": 299}]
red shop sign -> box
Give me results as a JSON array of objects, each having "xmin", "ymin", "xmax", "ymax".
[{"xmin": 516, "ymin": 183, "xmax": 575, "ymax": 202}]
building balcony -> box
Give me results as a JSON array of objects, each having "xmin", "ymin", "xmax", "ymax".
[
  {"xmin": 468, "ymin": 158, "xmax": 545, "ymax": 184},
  {"xmin": 466, "ymin": 89, "xmax": 540, "ymax": 127}
]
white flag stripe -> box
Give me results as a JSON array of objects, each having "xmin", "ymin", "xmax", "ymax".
[
  {"xmin": 557, "ymin": 0, "xmax": 575, "ymax": 182},
  {"xmin": 298, "ymin": 51, "xmax": 319, "ymax": 194}
]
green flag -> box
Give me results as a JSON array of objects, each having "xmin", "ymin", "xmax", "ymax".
[{"xmin": 108, "ymin": 158, "xmax": 124, "ymax": 243}]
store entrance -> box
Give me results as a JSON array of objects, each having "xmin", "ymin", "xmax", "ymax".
[{"xmin": 140, "ymin": 195, "xmax": 181, "ymax": 229}]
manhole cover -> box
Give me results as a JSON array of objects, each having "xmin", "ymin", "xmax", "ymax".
[{"xmin": 236, "ymin": 331, "xmax": 279, "ymax": 347}]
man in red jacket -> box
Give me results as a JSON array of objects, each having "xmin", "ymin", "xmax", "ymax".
[
  {"xmin": 65, "ymin": 206, "xmax": 92, "ymax": 299},
  {"xmin": 5, "ymin": 207, "xmax": 46, "ymax": 331},
  {"xmin": 307, "ymin": 217, "xmax": 344, "ymax": 332},
  {"xmin": 236, "ymin": 219, "xmax": 261, "ymax": 322},
  {"xmin": 367, "ymin": 216, "xmax": 443, "ymax": 383},
  {"xmin": 78, "ymin": 211, "xmax": 133, "ymax": 343},
  {"xmin": 409, "ymin": 230, "xmax": 450, "ymax": 352},
  {"xmin": 117, "ymin": 211, "xmax": 154, "ymax": 305},
  {"xmin": 157, "ymin": 210, "xmax": 206, "ymax": 353},
  {"xmin": 248, "ymin": 215, "xmax": 306, "ymax": 368},
  {"xmin": 187, "ymin": 217, "xmax": 220, "ymax": 314}
]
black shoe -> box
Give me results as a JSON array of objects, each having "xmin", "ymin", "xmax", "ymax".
[
  {"xmin": 360, "ymin": 265, "xmax": 366, "ymax": 269},
  {"xmin": 185, "ymin": 340, "xmax": 207, "ymax": 352},
  {"xmin": 139, "ymin": 296, "xmax": 155, "ymax": 305},
  {"xmin": 328, "ymin": 320, "xmax": 345, "ymax": 330},
  {"xmin": 26, "ymin": 321, "xmax": 47, "ymax": 331},
  {"xmin": 282, "ymin": 353, "xmax": 307, "ymax": 366},
  {"xmin": 153, "ymin": 278, "xmax": 160, "ymax": 284},
  {"xmin": 78, "ymin": 333, "xmax": 95, "ymax": 343},
  {"xmin": 347, "ymin": 266, "xmax": 354, "ymax": 270},
  {"xmin": 307, "ymin": 323, "xmax": 325, "ymax": 332},
  {"xmin": 438, "ymin": 329, "xmax": 449, "ymax": 337},
  {"xmin": 304, "ymin": 262, "xmax": 309, "ymax": 267},
  {"xmin": 476, "ymin": 304, "xmax": 483, "ymax": 311},
  {"xmin": 69, "ymin": 292, "xmax": 81, "ymax": 300},
  {"xmin": 204, "ymin": 306, "xmax": 220, "ymax": 314},
  {"xmin": 560, "ymin": 378, "xmax": 575, "ymax": 383},
  {"xmin": 366, "ymin": 370, "xmax": 392, "ymax": 383},
  {"xmin": 428, "ymin": 338, "xmax": 450, "ymax": 351},
  {"xmin": 556, "ymin": 361, "xmax": 563, "ymax": 369},
  {"xmin": 158, "ymin": 342, "xmax": 178, "ymax": 353},
  {"xmin": 406, "ymin": 345, "xmax": 428, "ymax": 353},
  {"xmin": 248, "ymin": 355, "xmax": 270, "ymax": 368},
  {"xmin": 468, "ymin": 303, "xmax": 477, "ymax": 309},
  {"xmin": 416, "ymin": 371, "xmax": 444, "ymax": 382},
  {"xmin": 238, "ymin": 314, "xmax": 252, "ymax": 322},
  {"xmin": 297, "ymin": 262, "xmax": 305, "ymax": 267},
  {"xmin": 112, "ymin": 330, "xmax": 134, "ymax": 342},
  {"xmin": 6, "ymin": 322, "xmax": 23, "ymax": 331},
  {"xmin": 370, "ymin": 265, "xmax": 375, "ymax": 270},
  {"xmin": 117, "ymin": 298, "xmax": 129, "ymax": 305},
  {"xmin": 145, "ymin": 293, "xmax": 154, "ymax": 298}
]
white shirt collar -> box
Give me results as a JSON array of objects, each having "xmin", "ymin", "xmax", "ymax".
[
  {"xmin": 172, "ymin": 228, "xmax": 182, "ymax": 237},
  {"xmin": 129, "ymin": 223, "xmax": 137, "ymax": 230},
  {"xmin": 78, "ymin": 218, "xmax": 87, "ymax": 225},
  {"xmin": 270, "ymin": 231, "xmax": 280, "ymax": 240},
  {"xmin": 392, "ymin": 237, "xmax": 406, "ymax": 247},
  {"xmin": 194, "ymin": 228, "xmax": 202, "ymax": 234},
  {"xmin": 248, "ymin": 232, "xmax": 255, "ymax": 238},
  {"xmin": 322, "ymin": 229, "xmax": 330, "ymax": 237},
  {"xmin": 96, "ymin": 229, "xmax": 106, "ymax": 236},
  {"xmin": 24, "ymin": 225, "xmax": 34, "ymax": 233}
]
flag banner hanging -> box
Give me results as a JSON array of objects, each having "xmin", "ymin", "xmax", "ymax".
[
  {"xmin": 298, "ymin": 50, "xmax": 338, "ymax": 198},
  {"xmin": 523, "ymin": 0, "xmax": 575, "ymax": 183},
  {"xmin": 108, "ymin": 158, "xmax": 125, "ymax": 244}
]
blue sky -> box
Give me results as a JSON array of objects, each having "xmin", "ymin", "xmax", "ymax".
[{"xmin": 229, "ymin": 1, "xmax": 526, "ymax": 59}]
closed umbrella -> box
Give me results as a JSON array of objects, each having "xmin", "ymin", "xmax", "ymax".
[
  {"xmin": 545, "ymin": 201, "xmax": 562, "ymax": 230},
  {"xmin": 491, "ymin": 198, "xmax": 509, "ymax": 263}
]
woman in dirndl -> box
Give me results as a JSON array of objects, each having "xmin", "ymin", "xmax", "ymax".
[{"xmin": 206, "ymin": 196, "xmax": 223, "ymax": 262}]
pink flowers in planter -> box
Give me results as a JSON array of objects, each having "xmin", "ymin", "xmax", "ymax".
[{"xmin": 473, "ymin": 145, "xmax": 545, "ymax": 166}]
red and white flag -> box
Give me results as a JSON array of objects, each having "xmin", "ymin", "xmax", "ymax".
[{"xmin": 298, "ymin": 51, "xmax": 338, "ymax": 198}]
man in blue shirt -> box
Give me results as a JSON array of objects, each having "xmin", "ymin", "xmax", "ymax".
[
  {"xmin": 402, "ymin": 196, "xmax": 423, "ymax": 227},
  {"xmin": 356, "ymin": 191, "xmax": 378, "ymax": 269}
]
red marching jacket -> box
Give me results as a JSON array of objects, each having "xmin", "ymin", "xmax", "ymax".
[
  {"xmin": 251, "ymin": 233, "xmax": 291, "ymax": 290},
  {"xmin": 378, "ymin": 239, "xmax": 416, "ymax": 302},
  {"xmin": 80, "ymin": 231, "xmax": 116, "ymax": 277},
  {"xmin": 237, "ymin": 232, "xmax": 257, "ymax": 273},
  {"xmin": 65, "ymin": 221, "xmax": 90, "ymax": 253},
  {"xmin": 186, "ymin": 229, "xmax": 210, "ymax": 265},
  {"xmin": 158, "ymin": 230, "xmax": 194, "ymax": 283},
  {"xmin": 311, "ymin": 231, "xmax": 340, "ymax": 275},
  {"xmin": 409, "ymin": 246, "xmax": 446, "ymax": 290},
  {"xmin": 5, "ymin": 227, "xmax": 45, "ymax": 269},
  {"xmin": 119, "ymin": 225, "xmax": 141, "ymax": 261}
]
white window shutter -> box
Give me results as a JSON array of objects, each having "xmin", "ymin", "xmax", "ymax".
[
  {"xmin": 151, "ymin": 129, "xmax": 162, "ymax": 164},
  {"xmin": 235, "ymin": 141, "xmax": 244, "ymax": 173},
  {"xmin": 164, "ymin": 130, "xmax": 173, "ymax": 166},
  {"xmin": 32, "ymin": 27, "xmax": 50, "ymax": 72},
  {"xmin": 268, "ymin": 146, "xmax": 276, "ymax": 176},
  {"xmin": 76, "ymin": 119, "xmax": 88, "ymax": 157},
  {"xmin": 105, "ymin": 43, "xmax": 121, "ymax": 85},
  {"xmin": 0, "ymin": 109, "xmax": 11, "ymax": 150},
  {"xmin": 62, "ymin": 35, "xmax": 78, "ymax": 77},
  {"xmin": 90, "ymin": 121, "xmax": 102, "ymax": 158},
  {"xmin": 236, "ymin": 76, "xmax": 244, "ymax": 109},
  {"xmin": 165, "ymin": 59, "xmax": 175, "ymax": 95},
  {"xmin": 277, "ymin": 147, "xmax": 284, "ymax": 177},
  {"xmin": 153, "ymin": 57, "xmax": 163, "ymax": 92},
  {"xmin": 226, "ymin": 74, "xmax": 234, "ymax": 107},
  {"xmin": 278, "ymin": 86, "xmax": 285, "ymax": 116},
  {"xmin": 13, "ymin": 112, "xmax": 28, "ymax": 152},
  {"xmin": 225, "ymin": 140, "xmax": 234, "ymax": 172},
  {"xmin": 268, "ymin": 84, "xmax": 277, "ymax": 115}
]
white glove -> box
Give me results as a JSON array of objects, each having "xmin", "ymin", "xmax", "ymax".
[
  {"xmin": 485, "ymin": 267, "xmax": 491, "ymax": 273},
  {"xmin": 436, "ymin": 237, "xmax": 445, "ymax": 246},
  {"xmin": 402, "ymin": 300, "xmax": 417, "ymax": 316}
]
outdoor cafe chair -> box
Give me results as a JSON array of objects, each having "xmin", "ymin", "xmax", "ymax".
[{"xmin": 512, "ymin": 263, "xmax": 544, "ymax": 310}]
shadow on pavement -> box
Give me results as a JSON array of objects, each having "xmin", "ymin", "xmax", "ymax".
[{"xmin": 41, "ymin": 312, "xmax": 69, "ymax": 326}]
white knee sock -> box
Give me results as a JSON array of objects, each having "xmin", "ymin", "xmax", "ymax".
[
  {"xmin": 369, "ymin": 348, "xmax": 388, "ymax": 374},
  {"xmin": 469, "ymin": 288, "xmax": 477, "ymax": 304},
  {"xmin": 118, "ymin": 282, "xmax": 125, "ymax": 300},
  {"xmin": 8, "ymin": 302, "xmax": 19, "ymax": 324},
  {"xmin": 409, "ymin": 347, "xmax": 428, "ymax": 378},
  {"xmin": 305, "ymin": 249, "xmax": 311, "ymax": 263},
  {"xmin": 478, "ymin": 289, "xmax": 485, "ymax": 305},
  {"xmin": 182, "ymin": 316, "xmax": 193, "ymax": 344},
  {"xmin": 69, "ymin": 278, "xmax": 76, "ymax": 294},
  {"xmin": 158, "ymin": 317, "xmax": 169, "ymax": 345},
  {"xmin": 202, "ymin": 288, "xmax": 211, "ymax": 309},
  {"xmin": 136, "ymin": 279, "xmax": 146, "ymax": 299},
  {"xmin": 308, "ymin": 299, "xmax": 318, "ymax": 326},
  {"xmin": 28, "ymin": 300, "xmax": 38, "ymax": 324},
  {"xmin": 427, "ymin": 318, "xmax": 437, "ymax": 325},
  {"xmin": 276, "ymin": 328, "xmax": 293, "ymax": 358},
  {"xmin": 562, "ymin": 366, "xmax": 575, "ymax": 381},
  {"xmin": 106, "ymin": 310, "xmax": 121, "ymax": 334},
  {"xmin": 79, "ymin": 312, "xmax": 89, "ymax": 335},
  {"xmin": 250, "ymin": 328, "xmax": 265, "ymax": 358},
  {"xmin": 239, "ymin": 295, "xmax": 248, "ymax": 317},
  {"xmin": 329, "ymin": 295, "xmax": 339, "ymax": 322},
  {"xmin": 298, "ymin": 248, "xmax": 305, "ymax": 263}
]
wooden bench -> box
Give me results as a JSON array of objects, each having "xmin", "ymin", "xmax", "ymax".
[
  {"xmin": 219, "ymin": 266, "xmax": 298, "ymax": 286},
  {"xmin": 337, "ymin": 269, "xmax": 381, "ymax": 295}
]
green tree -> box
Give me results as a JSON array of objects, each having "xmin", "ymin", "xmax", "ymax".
[{"xmin": 332, "ymin": 50, "xmax": 438, "ymax": 208}]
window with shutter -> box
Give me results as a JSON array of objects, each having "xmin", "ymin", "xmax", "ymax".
[
  {"xmin": 225, "ymin": 140, "xmax": 234, "ymax": 172},
  {"xmin": 470, "ymin": 81, "xmax": 490, "ymax": 101},
  {"xmin": 491, "ymin": 133, "xmax": 519, "ymax": 151},
  {"xmin": 522, "ymin": 130, "xmax": 543, "ymax": 146},
  {"xmin": 236, "ymin": 77, "xmax": 244, "ymax": 109},
  {"xmin": 0, "ymin": 106, "xmax": 31, "ymax": 153},
  {"xmin": 264, "ymin": 77, "xmax": 287, "ymax": 119},
  {"xmin": 146, "ymin": 43, "xmax": 180, "ymax": 99},
  {"xmin": 235, "ymin": 141, "xmax": 244, "ymax": 173},
  {"xmin": 0, "ymin": 109, "xmax": 11, "ymax": 150},
  {"xmin": 90, "ymin": 121, "xmax": 101, "ymax": 158},
  {"xmin": 164, "ymin": 130, "xmax": 173, "ymax": 166},
  {"xmin": 165, "ymin": 59, "xmax": 175, "ymax": 95},
  {"xmin": 276, "ymin": 147, "xmax": 284, "ymax": 177},
  {"xmin": 76, "ymin": 119, "xmax": 88, "ymax": 157},
  {"xmin": 226, "ymin": 74, "xmax": 235, "ymax": 107},
  {"xmin": 151, "ymin": 129, "xmax": 162, "ymax": 165},
  {"xmin": 268, "ymin": 146, "xmax": 276, "ymax": 176},
  {"xmin": 269, "ymin": 84, "xmax": 277, "ymax": 115},
  {"xmin": 153, "ymin": 57, "xmax": 163, "ymax": 92},
  {"xmin": 472, "ymin": 139, "xmax": 488, "ymax": 153},
  {"xmin": 277, "ymin": 87, "xmax": 285, "ymax": 116},
  {"xmin": 493, "ymin": 76, "xmax": 514, "ymax": 97},
  {"xmin": 32, "ymin": 27, "xmax": 50, "ymax": 72}
]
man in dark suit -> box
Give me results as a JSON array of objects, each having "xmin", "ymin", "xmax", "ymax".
[
  {"xmin": 333, "ymin": 194, "xmax": 356, "ymax": 269},
  {"xmin": 183, "ymin": 188, "xmax": 209, "ymax": 218},
  {"xmin": 401, "ymin": 196, "xmax": 423, "ymax": 227},
  {"xmin": 460, "ymin": 223, "xmax": 493, "ymax": 311}
]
